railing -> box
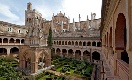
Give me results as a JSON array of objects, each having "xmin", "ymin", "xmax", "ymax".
[
  {"xmin": 0, "ymin": 43, "xmax": 24, "ymax": 45},
  {"xmin": 117, "ymin": 59, "xmax": 129, "ymax": 80}
]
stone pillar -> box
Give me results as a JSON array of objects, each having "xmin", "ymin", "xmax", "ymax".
[
  {"xmin": 66, "ymin": 49, "xmax": 68, "ymax": 57},
  {"xmin": 81, "ymin": 51, "xmax": 83, "ymax": 61},
  {"xmin": 73, "ymin": 50, "xmax": 75, "ymax": 58},
  {"xmin": 60, "ymin": 49, "xmax": 63, "ymax": 57},
  {"xmin": 7, "ymin": 47, "xmax": 10, "ymax": 56},
  {"xmin": 2, "ymin": 38, "xmax": 3, "ymax": 45},
  {"xmin": 55, "ymin": 48, "xmax": 56, "ymax": 54},
  {"xmin": 31, "ymin": 62, "xmax": 38, "ymax": 73}
]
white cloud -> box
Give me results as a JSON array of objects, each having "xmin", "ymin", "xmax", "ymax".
[
  {"xmin": 35, "ymin": 5, "xmax": 52, "ymax": 20},
  {"xmin": 0, "ymin": 3, "xmax": 19, "ymax": 21},
  {"xmin": 62, "ymin": 0, "xmax": 102, "ymax": 22}
]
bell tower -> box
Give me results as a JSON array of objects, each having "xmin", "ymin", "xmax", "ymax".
[{"xmin": 27, "ymin": 2, "xmax": 32, "ymax": 10}]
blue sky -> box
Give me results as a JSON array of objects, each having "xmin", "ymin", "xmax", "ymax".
[{"xmin": 0, "ymin": 0, "xmax": 102, "ymax": 25}]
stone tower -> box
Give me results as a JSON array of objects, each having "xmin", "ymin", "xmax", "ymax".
[{"xmin": 25, "ymin": 2, "xmax": 43, "ymax": 27}]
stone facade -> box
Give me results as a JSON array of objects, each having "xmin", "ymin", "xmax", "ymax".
[
  {"xmin": 101, "ymin": 0, "xmax": 132, "ymax": 80},
  {"xmin": 0, "ymin": 2, "xmax": 101, "ymax": 75}
]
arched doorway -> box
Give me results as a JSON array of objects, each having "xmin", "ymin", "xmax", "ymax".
[
  {"xmin": 3, "ymin": 38, "xmax": 8, "ymax": 43},
  {"xmin": 97, "ymin": 42, "xmax": 101, "ymax": 47},
  {"xmin": 92, "ymin": 51, "xmax": 100, "ymax": 60},
  {"xmin": 62, "ymin": 41, "xmax": 64, "ymax": 45},
  {"xmin": 59, "ymin": 41, "xmax": 61, "ymax": 45},
  {"xmin": 75, "ymin": 41, "xmax": 78, "ymax": 46},
  {"xmin": 10, "ymin": 47, "xmax": 19, "ymax": 54},
  {"xmin": 9, "ymin": 38, "xmax": 14, "ymax": 43},
  {"xmin": 92, "ymin": 41, "xmax": 96, "ymax": 46},
  {"xmin": 79, "ymin": 41, "xmax": 82, "ymax": 46},
  {"xmin": 65, "ymin": 41, "xmax": 67, "ymax": 45},
  {"xmin": 115, "ymin": 13, "xmax": 128, "ymax": 64},
  {"xmin": 0, "ymin": 48, "xmax": 7, "ymax": 55},
  {"xmin": 87, "ymin": 42, "xmax": 91, "ymax": 46},
  {"xmin": 68, "ymin": 49, "xmax": 73, "ymax": 58},
  {"xmin": 75, "ymin": 50, "xmax": 81, "ymax": 60},
  {"xmin": 21, "ymin": 39, "xmax": 25, "ymax": 44},
  {"xmin": 83, "ymin": 50, "xmax": 90, "ymax": 61},
  {"xmin": 68, "ymin": 41, "xmax": 71, "ymax": 45},
  {"xmin": 16, "ymin": 39, "xmax": 20, "ymax": 43},
  {"xmin": 56, "ymin": 48, "xmax": 61, "ymax": 56},
  {"xmin": 83, "ymin": 41, "xmax": 86, "ymax": 46},
  {"xmin": 121, "ymin": 50, "xmax": 129, "ymax": 64},
  {"xmin": 62, "ymin": 49, "xmax": 67, "ymax": 57}
]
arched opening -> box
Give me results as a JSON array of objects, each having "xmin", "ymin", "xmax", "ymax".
[
  {"xmin": 16, "ymin": 39, "xmax": 20, "ymax": 43},
  {"xmin": 75, "ymin": 41, "xmax": 78, "ymax": 46},
  {"xmin": 56, "ymin": 41, "xmax": 58, "ymax": 45},
  {"xmin": 0, "ymin": 38, "xmax": 2, "ymax": 43},
  {"xmin": 10, "ymin": 47, "xmax": 19, "ymax": 54},
  {"xmin": 25, "ymin": 58, "xmax": 31, "ymax": 69},
  {"xmin": 115, "ymin": 13, "xmax": 126, "ymax": 50},
  {"xmin": 87, "ymin": 42, "xmax": 91, "ymax": 46},
  {"xmin": 92, "ymin": 51, "xmax": 100, "ymax": 60},
  {"xmin": 83, "ymin": 50, "xmax": 90, "ymax": 61},
  {"xmin": 38, "ymin": 57, "xmax": 44, "ymax": 69},
  {"xmin": 65, "ymin": 41, "xmax": 67, "ymax": 45},
  {"xmin": 68, "ymin": 49, "xmax": 74, "ymax": 58},
  {"xmin": 72, "ymin": 41, "xmax": 74, "ymax": 45},
  {"xmin": 68, "ymin": 41, "xmax": 71, "ymax": 45},
  {"xmin": 54, "ymin": 41, "xmax": 56, "ymax": 45},
  {"xmin": 62, "ymin": 41, "xmax": 64, "ymax": 45},
  {"xmin": 83, "ymin": 41, "xmax": 86, "ymax": 46},
  {"xmin": 62, "ymin": 49, "xmax": 67, "ymax": 57},
  {"xmin": 79, "ymin": 41, "xmax": 82, "ymax": 46},
  {"xmin": 97, "ymin": 42, "xmax": 101, "ymax": 47},
  {"xmin": 115, "ymin": 13, "xmax": 128, "ymax": 64},
  {"xmin": 109, "ymin": 27, "xmax": 112, "ymax": 47},
  {"xmin": 0, "ymin": 48, "xmax": 7, "ymax": 55},
  {"xmin": 56, "ymin": 48, "xmax": 61, "ymax": 56},
  {"xmin": 59, "ymin": 41, "xmax": 61, "ymax": 45},
  {"xmin": 21, "ymin": 39, "xmax": 25, "ymax": 43},
  {"xmin": 121, "ymin": 50, "xmax": 129, "ymax": 64},
  {"xmin": 3, "ymin": 38, "xmax": 8, "ymax": 43},
  {"xmin": 9, "ymin": 38, "xmax": 14, "ymax": 43},
  {"xmin": 75, "ymin": 50, "xmax": 81, "ymax": 60},
  {"xmin": 92, "ymin": 41, "xmax": 96, "ymax": 46}
]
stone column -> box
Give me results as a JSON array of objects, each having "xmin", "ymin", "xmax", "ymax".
[
  {"xmin": 2, "ymin": 38, "xmax": 3, "ymax": 45},
  {"xmin": 66, "ymin": 49, "xmax": 68, "ymax": 57},
  {"xmin": 55, "ymin": 48, "xmax": 56, "ymax": 54},
  {"xmin": 60, "ymin": 49, "xmax": 63, "ymax": 57},
  {"xmin": 73, "ymin": 50, "xmax": 75, "ymax": 58},
  {"xmin": 7, "ymin": 47, "xmax": 10, "ymax": 56},
  {"xmin": 81, "ymin": 51, "xmax": 83, "ymax": 61}
]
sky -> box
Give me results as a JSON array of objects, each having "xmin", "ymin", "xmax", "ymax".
[{"xmin": 0, "ymin": 0, "xmax": 102, "ymax": 25}]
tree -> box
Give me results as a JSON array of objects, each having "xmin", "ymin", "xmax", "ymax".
[{"xmin": 48, "ymin": 27, "xmax": 52, "ymax": 46}]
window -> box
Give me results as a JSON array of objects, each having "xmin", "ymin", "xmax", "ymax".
[
  {"xmin": 7, "ymin": 27, "xmax": 12, "ymax": 32},
  {"xmin": 18, "ymin": 30, "xmax": 21, "ymax": 33}
]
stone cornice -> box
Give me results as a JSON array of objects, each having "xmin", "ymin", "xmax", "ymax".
[{"xmin": 101, "ymin": 0, "xmax": 120, "ymax": 37}]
